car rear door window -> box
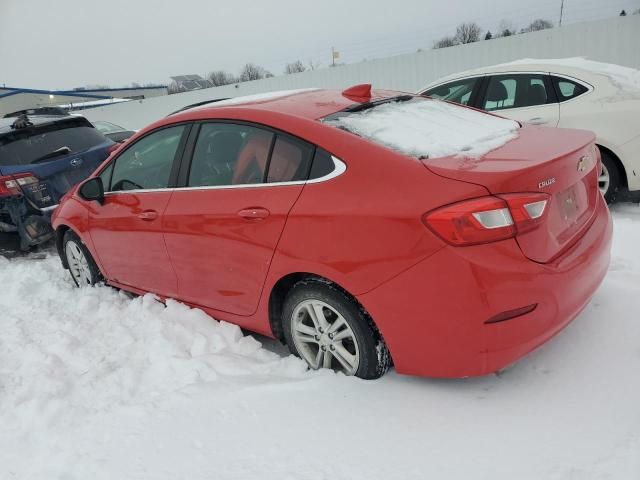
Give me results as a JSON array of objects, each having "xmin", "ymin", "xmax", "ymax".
[
  {"xmin": 551, "ymin": 76, "xmax": 589, "ymax": 101},
  {"xmin": 423, "ymin": 77, "xmax": 479, "ymax": 106},
  {"xmin": 483, "ymin": 74, "xmax": 554, "ymax": 111},
  {"xmin": 188, "ymin": 123, "xmax": 274, "ymax": 187},
  {"xmin": 266, "ymin": 134, "xmax": 314, "ymax": 183},
  {"xmin": 108, "ymin": 125, "xmax": 185, "ymax": 191}
]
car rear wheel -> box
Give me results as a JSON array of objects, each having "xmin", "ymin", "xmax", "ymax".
[
  {"xmin": 599, "ymin": 150, "xmax": 622, "ymax": 204},
  {"xmin": 63, "ymin": 230, "xmax": 101, "ymax": 287},
  {"xmin": 282, "ymin": 279, "xmax": 390, "ymax": 379}
]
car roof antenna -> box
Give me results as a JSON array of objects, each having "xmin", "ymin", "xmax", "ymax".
[{"xmin": 11, "ymin": 114, "xmax": 33, "ymax": 129}]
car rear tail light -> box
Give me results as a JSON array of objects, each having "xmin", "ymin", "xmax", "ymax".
[
  {"xmin": 0, "ymin": 173, "xmax": 39, "ymax": 197},
  {"xmin": 499, "ymin": 193, "xmax": 549, "ymax": 234},
  {"xmin": 423, "ymin": 193, "xmax": 550, "ymax": 246}
]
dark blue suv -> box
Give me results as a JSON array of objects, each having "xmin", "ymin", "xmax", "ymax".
[{"xmin": 0, "ymin": 115, "xmax": 115, "ymax": 249}]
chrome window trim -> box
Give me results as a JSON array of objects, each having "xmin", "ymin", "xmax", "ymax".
[
  {"xmin": 103, "ymin": 155, "xmax": 346, "ymax": 196},
  {"xmin": 39, "ymin": 204, "xmax": 59, "ymax": 212}
]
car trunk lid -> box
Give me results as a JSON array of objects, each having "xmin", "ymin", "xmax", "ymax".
[{"xmin": 424, "ymin": 127, "xmax": 600, "ymax": 263}]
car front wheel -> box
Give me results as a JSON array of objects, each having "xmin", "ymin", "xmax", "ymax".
[
  {"xmin": 63, "ymin": 230, "xmax": 101, "ymax": 287},
  {"xmin": 282, "ymin": 279, "xmax": 391, "ymax": 379}
]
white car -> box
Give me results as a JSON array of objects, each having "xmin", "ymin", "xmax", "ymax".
[{"xmin": 418, "ymin": 58, "xmax": 640, "ymax": 203}]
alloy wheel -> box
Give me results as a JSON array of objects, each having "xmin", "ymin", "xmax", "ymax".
[
  {"xmin": 65, "ymin": 241, "xmax": 93, "ymax": 286},
  {"xmin": 290, "ymin": 299, "xmax": 360, "ymax": 375}
]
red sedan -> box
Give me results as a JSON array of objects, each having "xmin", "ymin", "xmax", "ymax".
[{"xmin": 52, "ymin": 86, "xmax": 612, "ymax": 379}]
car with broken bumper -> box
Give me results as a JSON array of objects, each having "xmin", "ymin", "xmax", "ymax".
[
  {"xmin": 0, "ymin": 115, "xmax": 116, "ymax": 249},
  {"xmin": 52, "ymin": 87, "xmax": 612, "ymax": 379}
]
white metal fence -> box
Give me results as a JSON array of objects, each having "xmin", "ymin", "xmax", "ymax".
[{"xmin": 82, "ymin": 15, "xmax": 640, "ymax": 130}]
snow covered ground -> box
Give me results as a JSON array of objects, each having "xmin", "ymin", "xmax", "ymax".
[{"xmin": 1, "ymin": 205, "xmax": 639, "ymax": 480}]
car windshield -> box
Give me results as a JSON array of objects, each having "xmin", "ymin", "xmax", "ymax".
[
  {"xmin": 0, "ymin": 120, "xmax": 109, "ymax": 166},
  {"xmin": 93, "ymin": 121, "xmax": 126, "ymax": 134}
]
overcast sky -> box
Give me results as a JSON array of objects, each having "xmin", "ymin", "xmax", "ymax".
[{"xmin": 1, "ymin": 0, "xmax": 638, "ymax": 89}]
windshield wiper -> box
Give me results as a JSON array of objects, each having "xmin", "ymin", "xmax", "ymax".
[{"xmin": 31, "ymin": 146, "xmax": 72, "ymax": 163}]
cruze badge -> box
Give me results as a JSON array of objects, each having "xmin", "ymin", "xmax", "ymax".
[
  {"xmin": 69, "ymin": 157, "xmax": 83, "ymax": 167},
  {"xmin": 577, "ymin": 155, "xmax": 589, "ymax": 172},
  {"xmin": 538, "ymin": 178, "xmax": 556, "ymax": 189}
]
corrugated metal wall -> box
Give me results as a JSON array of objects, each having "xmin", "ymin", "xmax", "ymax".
[{"xmin": 83, "ymin": 15, "xmax": 640, "ymax": 130}]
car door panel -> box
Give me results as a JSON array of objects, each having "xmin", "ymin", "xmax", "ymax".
[
  {"xmin": 89, "ymin": 191, "xmax": 178, "ymax": 296},
  {"xmin": 163, "ymin": 185, "xmax": 304, "ymax": 315},
  {"xmin": 162, "ymin": 122, "xmax": 314, "ymax": 316},
  {"xmin": 86, "ymin": 124, "xmax": 189, "ymax": 297}
]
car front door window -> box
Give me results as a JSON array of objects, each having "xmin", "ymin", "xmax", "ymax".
[{"xmin": 109, "ymin": 125, "xmax": 185, "ymax": 191}]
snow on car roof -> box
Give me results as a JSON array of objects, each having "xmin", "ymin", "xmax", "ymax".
[
  {"xmin": 498, "ymin": 57, "xmax": 640, "ymax": 92},
  {"xmin": 327, "ymin": 98, "xmax": 519, "ymax": 159},
  {"xmin": 191, "ymin": 88, "xmax": 320, "ymax": 110}
]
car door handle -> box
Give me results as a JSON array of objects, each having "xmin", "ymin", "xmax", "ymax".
[
  {"xmin": 138, "ymin": 210, "xmax": 158, "ymax": 221},
  {"xmin": 527, "ymin": 117, "xmax": 548, "ymax": 125},
  {"xmin": 237, "ymin": 208, "xmax": 270, "ymax": 220}
]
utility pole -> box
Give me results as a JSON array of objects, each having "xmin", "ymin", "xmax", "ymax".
[{"xmin": 559, "ymin": 0, "xmax": 565, "ymax": 27}]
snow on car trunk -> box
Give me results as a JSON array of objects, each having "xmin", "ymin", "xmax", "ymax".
[
  {"xmin": 326, "ymin": 98, "xmax": 520, "ymax": 159},
  {"xmin": 1, "ymin": 206, "xmax": 640, "ymax": 479}
]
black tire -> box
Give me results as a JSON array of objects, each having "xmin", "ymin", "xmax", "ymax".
[
  {"xmin": 282, "ymin": 279, "xmax": 391, "ymax": 379},
  {"xmin": 600, "ymin": 150, "xmax": 623, "ymax": 204},
  {"xmin": 62, "ymin": 230, "xmax": 102, "ymax": 287}
]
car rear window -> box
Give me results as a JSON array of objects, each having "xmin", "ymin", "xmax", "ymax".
[
  {"xmin": 0, "ymin": 119, "xmax": 108, "ymax": 166},
  {"xmin": 324, "ymin": 97, "xmax": 519, "ymax": 159}
]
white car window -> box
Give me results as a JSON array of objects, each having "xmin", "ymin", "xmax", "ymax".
[{"xmin": 483, "ymin": 74, "xmax": 553, "ymax": 111}]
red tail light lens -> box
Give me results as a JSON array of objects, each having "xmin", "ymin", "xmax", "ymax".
[
  {"xmin": 500, "ymin": 193, "xmax": 549, "ymax": 234},
  {"xmin": 423, "ymin": 193, "xmax": 549, "ymax": 246},
  {"xmin": 0, "ymin": 173, "xmax": 39, "ymax": 197}
]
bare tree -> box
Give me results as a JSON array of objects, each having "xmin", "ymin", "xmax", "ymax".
[
  {"xmin": 307, "ymin": 59, "xmax": 320, "ymax": 71},
  {"xmin": 284, "ymin": 60, "xmax": 306, "ymax": 74},
  {"xmin": 239, "ymin": 63, "xmax": 270, "ymax": 82},
  {"xmin": 207, "ymin": 70, "xmax": 235, "ymax": 86},
  {"xmin": 455, "ymin": 22, "xmax": 481, "ymax": 44},
  {"xmin": 521, "ymin": 18, "xmax": 553, "ymax": 33},
  {"xmin": 433, "ymin": 36, "xmax": 458, "ymax": 49}
]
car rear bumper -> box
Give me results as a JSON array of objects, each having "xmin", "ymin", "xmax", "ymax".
[
  {"xmin": 357, "ymin": 196, "xmax": 613, "ymax": 378},
  {"xmin": 0, "ymin": 196, "xmax": 55, "ymax": 247}
]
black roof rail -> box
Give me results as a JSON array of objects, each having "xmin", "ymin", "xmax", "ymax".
[{"xmin": 167, "ymin": 98, "xmax": 230, "ymax": 116}]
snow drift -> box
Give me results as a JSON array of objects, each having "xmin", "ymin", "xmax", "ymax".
[{"xmin": 1, "ymin": 205, "xmax": 640, "ymax": 479}]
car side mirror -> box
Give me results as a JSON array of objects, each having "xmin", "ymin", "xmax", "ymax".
[{"xmin": 79, "ymin": 177, "xmax": 104, "ymax": 204}]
